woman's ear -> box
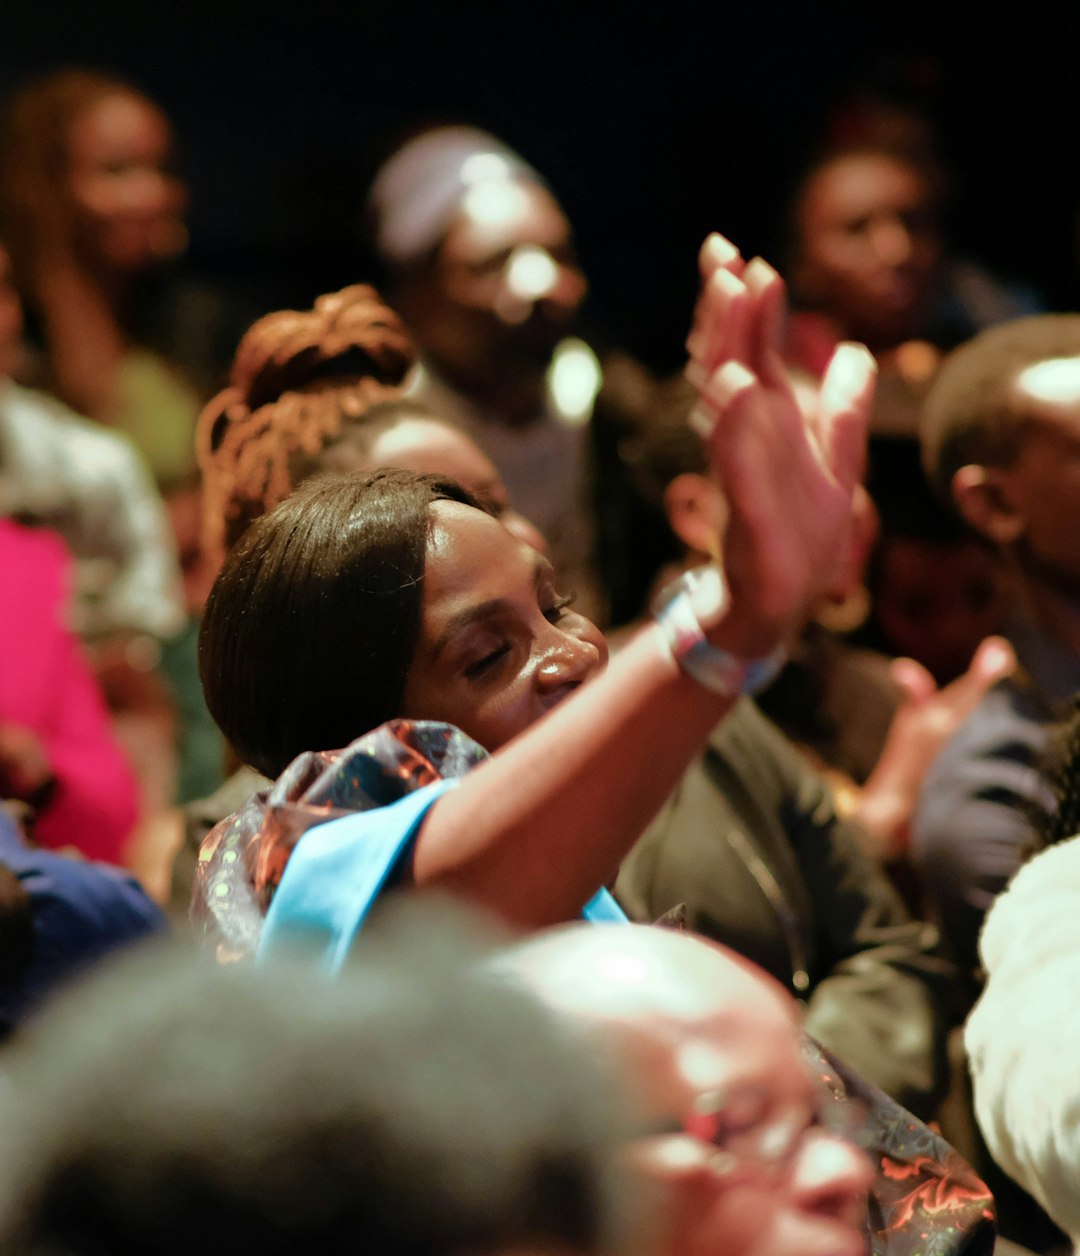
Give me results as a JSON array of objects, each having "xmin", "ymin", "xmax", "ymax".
[
  {"xmin": 662, "ymin": 473, "xmax": 726, "ymax": 559},
  {"xmin": 951, "ymin": 464, "xmax": 1025, "ymax": 546}
]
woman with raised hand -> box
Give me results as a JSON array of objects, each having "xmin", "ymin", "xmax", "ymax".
[{"xmin": 194, "ymin": 236, "xmax": 875, "ymax": 964}]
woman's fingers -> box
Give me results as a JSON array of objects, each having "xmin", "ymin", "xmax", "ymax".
[
  {"xmin": 936, "ymin": 637, "xmax": 1016, "ymax": 719},
  {"xmin": 687, "ymin": 234, "xmax": 746, "ymax": 367},
  {"xmin": 683, "ymin": 233, "xmax": 879, "ymax": 651},
  {"xmin": 698, "ymin": 232, "xmax": 743, "ymax": 280},
  {"xmin": 742, "ymin": 257, "xmax": 791, "ymax": 394},
  {"xmin": 817, "ymin": 342, "xmax": 876, "ymax": 493},
  {"xmin": 689, "ymin": 248, "xmax": 788, "ymax": 390},
  {"xmin": 690, "ymin": 267, "xmax": 753, "ymax": 379}
]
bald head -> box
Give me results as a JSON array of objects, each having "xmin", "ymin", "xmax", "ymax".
[
  {"xmin": 495, "ymin": 926, "xmax": 871, "ymax": 1256},
  {"xmin": 500, "ymin": 923, "xmax": 792, "ymax": 1031},
  {"xmin": 497, "ymin": 925, "xmax": 801, "ymax": 1120}
]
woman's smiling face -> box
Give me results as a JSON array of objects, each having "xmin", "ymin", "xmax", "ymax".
[{"xmin": 400, "ymin": 501, "xmax": 607, "ymax": 750}]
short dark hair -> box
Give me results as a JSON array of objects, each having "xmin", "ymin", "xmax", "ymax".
[
  {"xmin": 199, "ymin": 467, "xmax": 478, "ymax": 777},
  {"xmin": 920, "ymin": 314, "xmax": 1080, "ymax": 501},
  {"xmin": 0, "ymin": 903, "xmax": 636, "ymax": 1256}
]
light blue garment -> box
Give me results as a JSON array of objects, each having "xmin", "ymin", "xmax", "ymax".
[{"xmin": 258, "ymin": 778, "xmax": 626, "ymax": 974}]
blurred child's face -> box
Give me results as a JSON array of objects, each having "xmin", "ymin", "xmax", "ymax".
[{"xmin": 873, "ymin": 535, "xmax": 1004, "ymax": 683}]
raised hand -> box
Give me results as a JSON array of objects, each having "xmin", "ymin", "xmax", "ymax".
[
  {"xmin": 685, "ymin": 234, "xmax": 876, "ymax": 656},
  {"xmin": 856, "ymin": 637, "xmax": 1017, "ymax": 860}
]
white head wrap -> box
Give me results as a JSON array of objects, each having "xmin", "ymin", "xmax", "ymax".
[{"xmin": 368, "ymin": 126, "xmax": 545, "ymax": 269}]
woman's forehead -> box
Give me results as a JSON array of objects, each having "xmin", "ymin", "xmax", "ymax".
[{"xmin": 425, "ymin": 500, "xmax": 544, "ymax": 598}]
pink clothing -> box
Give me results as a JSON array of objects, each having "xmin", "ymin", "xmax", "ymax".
[{"xmin": 0, "ymin": 520, "xmax": 137, "ymax": 863}]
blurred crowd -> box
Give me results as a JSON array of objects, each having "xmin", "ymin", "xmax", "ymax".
[{"xmin": 1, "ymin": 65, "xmax": 1079, "ymax": 1256}]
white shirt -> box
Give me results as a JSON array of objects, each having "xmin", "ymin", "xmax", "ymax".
[{"xmin": 0, "ymin": 379, "xmax": 185, "ymax": 640}]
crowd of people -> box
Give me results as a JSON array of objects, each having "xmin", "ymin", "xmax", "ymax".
[{"xmin": 1, "ymin": 66, "xmax": 1078, "ymax": 1255}]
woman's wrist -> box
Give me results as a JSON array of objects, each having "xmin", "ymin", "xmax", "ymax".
[{"xmin": 653, "ymin": 566, "xmax": 785, "ymax": 697}]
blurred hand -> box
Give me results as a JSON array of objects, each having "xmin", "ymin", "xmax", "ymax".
[{"xmin": 857, "ymin": 636, "xmax": 1017, "ymax": 860}]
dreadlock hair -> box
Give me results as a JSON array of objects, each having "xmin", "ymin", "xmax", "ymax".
[
  {"xmin": 195, "ymin": 285, "xmax": 415, "ymax": 564},
  {"xmin": 0, "ymin": 69, "xmax": 156, "ymax": 293}
]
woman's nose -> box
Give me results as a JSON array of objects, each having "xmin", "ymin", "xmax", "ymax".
[
  {"xmin": 789, "ymin": 1129, "xmax": 873, "ymax": 1221},
  {"xmin": 535, "ymin": 632, "xmax": 601, "ymax": 693},
  {"xmin": 871, "ymin": 216, "xmax": 916, "ymax": 268}
]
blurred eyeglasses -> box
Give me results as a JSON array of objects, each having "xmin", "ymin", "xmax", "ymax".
[{"xmin": 651, "ymin": 1085, "xmax": 870, "ymax": 1180}]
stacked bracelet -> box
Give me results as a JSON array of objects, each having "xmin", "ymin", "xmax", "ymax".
[{"xmin": 653, "ymin": 565, "xmax": 785, "ymax": 697}]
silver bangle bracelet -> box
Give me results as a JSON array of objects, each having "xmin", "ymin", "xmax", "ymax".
[{"xmin": 653, "ymin": 566, "xmax": 785, "ymax": 697}]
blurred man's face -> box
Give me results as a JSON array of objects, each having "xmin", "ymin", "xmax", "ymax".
[
  {"xmin": 997, "ymin": 355, "xmax": 1080, "ymax": 594},
  {"xmin": 630, "ymin": 990, "xmax": 871, "ymax": 1256},
  {"xmin": 362, "ymin": 416, "xmax": 548, "ymax": 554},
  {"xmin": 415, "ymin": 181, "xmax": 587, "ymax": 387},
  {"xmin": 793, "ymin": 152, "xmax": 941, "ymax": 351},
  {"xmin": 505, "ymin": 931, "xmax": 872, "ymax": 1256}
]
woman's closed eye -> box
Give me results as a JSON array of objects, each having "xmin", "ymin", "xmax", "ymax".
[
  {"xmin": 543, "ymin": 592, "xmax": 575, "ymax": 624},
  {"xmin": 463, "ymin": 641, "xmax": 512, "ymax": 681}
]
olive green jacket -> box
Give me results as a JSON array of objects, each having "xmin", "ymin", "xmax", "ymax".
[{"xmin": 615, "ymin": 698, "xmax": 952, "ymax": 1120}]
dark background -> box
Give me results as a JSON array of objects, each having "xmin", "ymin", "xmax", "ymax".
[{"xmin": 5, "ymin": 0, "xmax": 1079, "ymax": 371}]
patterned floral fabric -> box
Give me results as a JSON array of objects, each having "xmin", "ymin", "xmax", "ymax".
[
  {"xmin": 805, "ymin": 1041, "xmax": 996, "ymax": 1256},
  {"xmin": 192, "ymin": 720, "xmax": 487, "ymax": 961}
]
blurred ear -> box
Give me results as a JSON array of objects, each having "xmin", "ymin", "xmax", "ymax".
[
  {"xmin": 951, "ymin": 465, "xmax": 1025, "ymax": 546},
  {"xmin": 663, "ymin": 473, "xmax": 726, "ymax": 558}
]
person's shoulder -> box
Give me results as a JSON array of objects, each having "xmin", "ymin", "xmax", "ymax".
[
  {"xmin": 708, "ymin": 697, "xmax": 809, "ymax": 788},
  {"xmin": 4, "ymin": 380, "xmax": 93, "ymax": 435},
  {"xmin": 0, "ymin": 815, "xmax": 164, "ymax": 942},
  {"xmin": 3, "ymin": 381, "xmax": 153, "ymax": 484}
]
